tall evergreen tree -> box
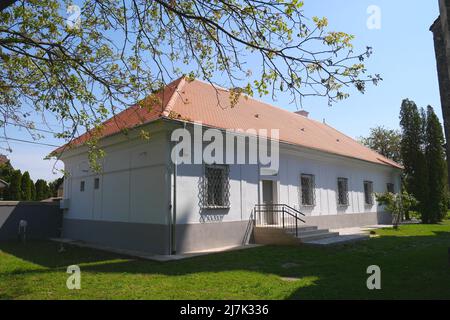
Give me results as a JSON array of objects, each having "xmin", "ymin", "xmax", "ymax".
[
  {"xmin": 48, "ymin": 177, "xmax": 64, "ymax": 197},
  {"xmin": 35, "ymin": 179, "xmax": 50, "ymax": 201},
  {"xmin": 8, "ymin": 170, "xmax": 22, "ymax": 201},
  {"xmin": 31, "ymin": 182, "xmax": 36, "ymax": 201},
  {"xmin": 425, "ymin": 106, "xmax": 448, "ymax": 223},
  {"xmin": 20, "ymin": 171, "xmax": 33, "ymax": 201},
  {"xmin": 0, "ymin": 159, "xmax": 14, "ymax": 200},
  {"xmin": 400, "ymin": 99, "xmax": 428, "ymax": 220}
]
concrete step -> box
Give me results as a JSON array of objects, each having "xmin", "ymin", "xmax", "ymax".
[
  {"xmin": 254, "ymin": 227, "xmax": 301, "ymax": 245},
  {"xmin": 255, "ymin": 224, "xmax": 346, "ymax": 245},
  {"xmin": 287, "ymin": 228, "xmax": 329, "ymax": 237},
  {"xmin": 302, "ymin": 234, "xmax": 370, "ymax": 246},
  {"xmin": 284, "ymin": 225, "xmax": 318, "ymax": 233},
  {"xmin": 297, "ymin": 231, "xmax": 340, "ymax": 242}
]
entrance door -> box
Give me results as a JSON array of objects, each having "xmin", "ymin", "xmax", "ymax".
[{"xmin": 262, "ymin": 180, "xmax": 276, "ymax": 225}]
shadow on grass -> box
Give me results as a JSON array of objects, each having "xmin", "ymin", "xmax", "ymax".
[
  {"xmin": 0, "ymin": 240, "xmax": 125, "ymax": 269},
  {"xmin": 1, "ymin": 227, "xmax": 450, "ymax": 299}
]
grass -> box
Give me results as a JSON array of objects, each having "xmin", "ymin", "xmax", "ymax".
[{"xmin": 1, "ymin": 220, "xmax": 450, "ymax": 300}]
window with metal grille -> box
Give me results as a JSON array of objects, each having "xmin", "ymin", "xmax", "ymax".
[
  {"xmin": 204, "ymin": 165, "xmax": 230, "ymax": 208},
  {"xmin": 80, "ymin": 181, "xmax": 85, "ymax": 192},
  {"xmin": 337, "ymin": 177, "xmax": 349, "ymax": 206},
  {"xmin": 94, "ymin": 178, "xmax": 100, "ymax": 190},
  {"xmin": 301, "ymin": 174, "xmax": 315, "ymax": 206},
  {"xmin": 386, "ymin": 183, "xmax": 395, "ymax": 193},
  {"xmin": 364, "ymin": 181, "xmax": 374, "ymax": 205}
]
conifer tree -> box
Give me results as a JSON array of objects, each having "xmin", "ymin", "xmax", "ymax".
[
  {"xmin": 20, "ymin": 171, "xmax": 32, "ymax": 201},
  {"xmin": 8, "ymin": 170, "xmax": 22, "ymax": 201},
  {"xmin": 400, "ymin": 99, "xmax": 428, "ymax": 220},
  {"xmin": 0, "ymin": 160, "xmax": 14, "ymax": 200},
  {"xmin": 425, "ymin": 106, "xmax": 448, "ymax": 223},
  {"xmin": 35, "ymin": 179, "xmax": 50, "ymax": 201},
  {"xmin": 31, "ymin": 182, "xmax": 36, "ymax": 201}
]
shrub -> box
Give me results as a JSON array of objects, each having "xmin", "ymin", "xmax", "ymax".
[{"xmin": 376, "ymin": 191, "xmax": 418, "ymax": 225}]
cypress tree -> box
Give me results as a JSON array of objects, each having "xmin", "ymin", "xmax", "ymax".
[
  {"xmin": 35, "ymin": 179, "xmax": 50, "ymax": 201},
  {"xmin": 35, "ymin": 179, "xmax": 45, "ymax": 201},
  {"xmin": 0, "ymin": 160, "xmax": 14, "ymax": 200},
  {"xmin": 425, "ymin": 106, "xmax": 448, "ymax": 223},
  {"xmin": 21, "ymin": 171, "xmax": 33, "ymax": 201},
  {"xmin": 31, "ymin": 181, "xmax": 36, "ymax": 201},
  {"xmin": 400, "ymin": 99, "xmax": 428, "ymax": 220},
  {"xmin": 8, "ymin": 170, "xmax": 22, "ymax": 201}
]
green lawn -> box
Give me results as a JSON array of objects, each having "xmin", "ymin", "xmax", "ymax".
[{"xmin": 1, "ymin": 220, "xmax": 450, "ymax": 300}]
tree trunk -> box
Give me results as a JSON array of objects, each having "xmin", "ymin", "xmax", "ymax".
[
  {"xmin": 431, "ymin": 14, "xmax": 450, "ymax": 187},
  {"xmin": 0, "ymin": 0, "xmax": 18, "ymax": 12}
]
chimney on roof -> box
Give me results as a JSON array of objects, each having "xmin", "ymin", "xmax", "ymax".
[{"xmin": 294, "ymin": 110, "xmax": 309, "ymax": 118}]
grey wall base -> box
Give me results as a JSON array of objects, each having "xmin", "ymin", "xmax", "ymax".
[
  {"xmin": 304, "ymin": 211, "xmax": 392, "ymax": 230},
  {"xmin": 175, "ymin": 220, "xmax": 253, "ymax": 253},
  {"xmin": 62, "ymin": 212, "xmax": 390, "ymax": 256},
  {"xmin": 62, "ymin": 218, "xmax": 170, "ymax": 255},
  {"xmin": 64, "ymin": 218, "xmax": 253, "ymax": 255}
]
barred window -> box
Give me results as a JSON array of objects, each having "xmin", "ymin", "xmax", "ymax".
[
  {"xmin": 337, "ymin": 177, "xmax": 349, "ymax": 206},
  {"xmin": 94, "ymin": 178, "xmax": 100, "ymax": 190},
  {"xmin": 80, "ymin": 180, "xmax": 85, "ymax": 192},
  {"xmin": 301, "ymin": 174, "xmax": 315, "ymax": 206},
  {"xmin": 364, "ymin": 181, "xmax": 374, "ymax": 205},
  {"xmin": 204, "ymin": 165, "xmax": 230, "ymax": 208},
  {"xmin": 386, "ymin": 183, "xmax": 395, "ymax": 193}
]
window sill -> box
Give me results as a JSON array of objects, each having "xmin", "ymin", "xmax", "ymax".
[{"xmin": 203, "ymin": 206, "xmax": 231, "ymax": 210}]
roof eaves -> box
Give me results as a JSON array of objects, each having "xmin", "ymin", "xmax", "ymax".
[{"xmin": 162, "ymin": 117, "xmax": 403, "ymax": 170}]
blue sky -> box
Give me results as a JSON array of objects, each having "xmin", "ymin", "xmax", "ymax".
[{"xmin": 3, "ymin": 0, "xmax": 442, "ymax": 181}]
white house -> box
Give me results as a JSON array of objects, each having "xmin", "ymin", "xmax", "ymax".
[{"xmin": 55, "ymin": 77, "xmax": 402, "ymax": 255}]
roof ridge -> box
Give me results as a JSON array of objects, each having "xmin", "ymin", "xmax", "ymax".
[{"xmin": 161, "ymin": 77, "xmax": 186, "ymax": 117}]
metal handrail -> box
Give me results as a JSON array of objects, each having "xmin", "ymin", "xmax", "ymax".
[{"xmin": 254, "ymin": 204, "xmax": 306, "ymax": 237}]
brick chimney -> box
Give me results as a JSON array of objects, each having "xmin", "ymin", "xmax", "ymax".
[{"xmin": 294, "ymin": 110, "xmax": 309, "ymax": 117}]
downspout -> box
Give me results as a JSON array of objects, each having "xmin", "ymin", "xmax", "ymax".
[
  {"xmin": 169, "ymin": 123, "xmax": 183, "ymax": 255},
  {"xmin": 171, "ymin": 158, "xmax": 177, "ymax": 255}
]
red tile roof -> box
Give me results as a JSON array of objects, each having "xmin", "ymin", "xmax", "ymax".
[{"xmin": 55, "ymin": 77, "xmax": 402, "ymax": 169}]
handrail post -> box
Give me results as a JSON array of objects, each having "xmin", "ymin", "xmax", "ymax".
[
  {"xmin": 295, "ymin": 212, "xmax": 298, "ymax": 237},
  {"xmin": 282, "ymin": 206, "xmax": 285, "ymax": 229},
  {"xmin": 258, "ymin": 206, "xmax": 261, "ymax": 226}
]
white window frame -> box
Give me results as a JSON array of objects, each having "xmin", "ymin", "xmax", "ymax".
[
  {"xmin": 386, "ymin": 183, "xmax": 395, "ymax": 193},
  {"xmin": 364, "ymin": 181, "xmax": 374, "ymax": 205},
  {"xmin": 203, "ymin": 164, "xmax": 230, "ymax": 209},
  {"xmin": 337, "ymin": 177, "xmax": 349, "ymax": 207},
  {"xmin": 300, "ymin": 174, "xmax": 316, "ymax": 207},
  {"xmin": 94, "ymin": 178, "xmax": 100, "ymax": 190}
]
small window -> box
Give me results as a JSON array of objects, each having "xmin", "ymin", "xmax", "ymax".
[
  {"xmin": 364, "ymin": 181, "xmax": 374, "ymax": 205},
  {"xmin": 80, "ymin": 181, "xmax": 85, "ymax": 192},
  {"xmin": 337, "ymin": 177, "xmax": 349, "ymax": 206},
  {"xmin": 94, "ymin": 178, "xmax": 100, "ymax": 190},
  {"xmin": 301, "ymin": 174, "xmax": 315, "ymax": 206},
  {"xmin": 387, "ymin": 183, "xmax": 395, "ymax": 193},
  {"xmin": 204, "ymin": 165, "xmax": 230, "ymax": 208}
]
